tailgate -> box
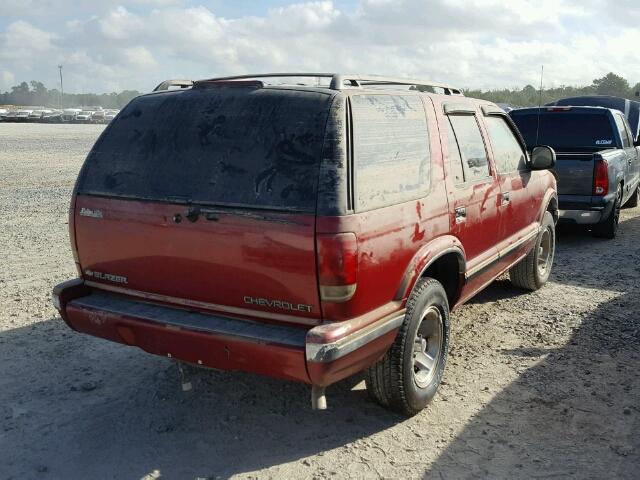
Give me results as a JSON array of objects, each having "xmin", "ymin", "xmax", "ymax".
[
  {"xmin": 71, "ymin": 85, "xmax": 333, "ymax": 325},
  {"xmin": 74, "ymin": 195, "xmax": 321, "ymax": 323},
  {"xmin": 554, "ymin": 152, "xmax": 594, "ymax": 196}
]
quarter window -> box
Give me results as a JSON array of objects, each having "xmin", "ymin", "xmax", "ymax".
[
  {"xmin": 448, "ymin": 115, "xmax": 491, "ymax": 181},
  {"xmin": 351, "ymin": 94, "xmax": 431, "ymax": 210},
  {"xmin": 485, "ymin": 116, "xmax": 527, "ymax": 173}
]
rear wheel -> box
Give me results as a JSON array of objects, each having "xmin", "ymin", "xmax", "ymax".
[
  {"xmin": 365, "ymin": 278, "xmax": 449, "ymax": 416},
  {"xmin": 593, "ymin": 184, "xmax": 622, "ymax": 239},
  {"xmin": 624, "ymin": 185, "xmax": 639, "ymax": 208},
  {"xmin": 509, "ymin": 211, "xmax": 555, "ymax": 291}
]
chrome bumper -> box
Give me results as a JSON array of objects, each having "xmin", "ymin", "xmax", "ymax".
[{"xmin": 558, "ymin": 209, "xmax": 604, "ymax": 225}]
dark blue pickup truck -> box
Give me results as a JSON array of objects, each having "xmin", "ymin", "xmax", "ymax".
[
  {"xmin": 547, "ymin": 95, "xmax": 640, "ymax": 143},
  {"xmin": 510, "ymin": 106, "xmax": 640, "ymax": 238}
]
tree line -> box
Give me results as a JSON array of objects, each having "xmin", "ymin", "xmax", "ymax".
[
  {"xmin": 1, "ymin": 72, "xmax": 639, "ymax": 110},
  {"xmin": 0, "ymin": 81, "xmax": 141, "ymax": 109},
  {"xmin": 466, "ymin": 72, "xmax": 640, "ymax": 107}
]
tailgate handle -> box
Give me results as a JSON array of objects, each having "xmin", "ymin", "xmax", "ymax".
[{"xmin": 185, "ymin": 206, "xmax": 220, "ymax": 223}]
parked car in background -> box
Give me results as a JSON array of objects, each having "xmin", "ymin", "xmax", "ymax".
[
  {"xmin": 91, "ymin": 110, "xmax": 105, "ymax": 123},
  {"xmin": 104, "ymin": 109, "xmax": 119, "ymax": 122},
  {"xmin": 75, "ymin": 110, "xmax": 95, "ymax": 123},
  {"xmin": 13, "ymin": 109, "xmax": 33, "ymax": 122},
  {"xmin": 28, "ymin": 109, "xmax": 53, "ymax": 121},
  {"xmin": 42, "ymin": 110, "xmax": 63, "ymax": 123},
  {"xmin": 510, "ymin": 106, "xmax": 640, "ymax": 238},
  {"xmin": 0, "ymin": 108, "xmax": 8, "ymax": 120},
  {"xmin": 547, "ymin": 96, "xmax": 640, "ymax": 143},
  {"xmin": 61, "ymin": 109, "xmax": 81, "ymax": 122},
  {"xmin": 3, "ymin": 110, "xmax": 18, "ymax": 122},
  {"xmin": 53, "ymin": 73, "xmax": 557, "ymax": 416}
]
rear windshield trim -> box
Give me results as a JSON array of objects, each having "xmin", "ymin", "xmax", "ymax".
[{"xmin": 77, "ymin": 191, "xmax": 314, "ymax": 213}]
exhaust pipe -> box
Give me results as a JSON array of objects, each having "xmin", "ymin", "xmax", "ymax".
[{"xmin": 311, "ymin": 385, "xmax": 327, "ymax": 410}]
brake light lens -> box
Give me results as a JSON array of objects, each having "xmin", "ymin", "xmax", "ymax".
[
  {"xmin": 317, "ymin": 233, "xmax": 358, "ymax": 302},
  {"xmin": 547, "ymin": 106, "xmax": 572, "ymax": 112},
  {"xmin": 593, "ymin": 159, "xmax": 609, "ymax": 195}
]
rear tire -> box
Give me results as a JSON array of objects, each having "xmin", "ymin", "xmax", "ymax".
[
  {"xmin": 624, "ymin": 185, "xmax": 639, "ymax": 208},
  {"xmin": 593, "ymin": 184, "xmax": 622, "ymax": 239},
  {"xmin": 509, "ymin": 211, "xmax": 555, "ymax": 291},
  {"xmin": 365, "ymin": 278, "xmax": 450, "ymax": 416}
]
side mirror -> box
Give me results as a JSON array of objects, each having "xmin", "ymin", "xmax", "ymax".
[{"xmin": 530, "ymin": 145, "xmax": 556, "ymax": 170}]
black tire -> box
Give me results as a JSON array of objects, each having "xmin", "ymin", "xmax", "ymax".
[
  {"xmin": 593, "ymin": 184, "xmax": 622, "ymax": 239},
  {"xmin": 624, "ymin": 185, "xmax": 639, "ymax": 208},
  {"xmin": 509, "ymin": 211, "xmax": 555, "ymax": 291},
  {"xmin": 365, "ymin": 278, "xmax": 450, "ymax": 416}
]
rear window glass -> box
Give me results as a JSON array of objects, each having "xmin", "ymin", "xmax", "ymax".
[
  {"xmin": 351, "ymin": 94, "xmax": 430, "ymax": 210},
  {"xmin": 511, "ymin": 111, "xmax": 615, "ymax": 149},
  {"xmin": 77, "ymin": 87, "xmax": 332, "ymax": 211}
]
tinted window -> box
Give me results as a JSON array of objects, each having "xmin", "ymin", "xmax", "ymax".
[
  {"xmin": 445, "ymin": 119, "xmax": 465, "ymax": 184},
  {"xmin": 613, "ymin": 114, "xmax": 631, "ymax": 148},
  {"xmin": 485, "ymin": 116, "xmax": 527, "ymax": 173},
  {"xmin": 511, "ymin": 111, "xmax": 615, "ymax": 149},
  {"xmin": 77, "ymin": 87, "xmax": 331, "ymax": 211},
  {"xmin": 448, "ymin": 115, "xmax": 491, "ymax": 181},
  {"xmin": 351, "ymin": 95, "xmax": 430, "ymax": 210}
]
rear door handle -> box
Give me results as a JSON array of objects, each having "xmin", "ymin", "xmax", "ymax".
[
  {"xmin": 455, "ymin": 206, "xmax": 466, "ymax": 223},
  {"xmin": 502, "ymin": 192, "xmax": 510, "ymax": 205}
]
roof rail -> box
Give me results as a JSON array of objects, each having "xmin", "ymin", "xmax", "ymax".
[
  {"xmin": 153, "ymin": 79, "xmax": 193, "ymax": 92},
  {"xmin": 332, "ymin": 74, "xmax": 463, "ymax": 95},
  {"xmin": 188, "ymin": 73, "xmax": 463, "ymax": 95}
]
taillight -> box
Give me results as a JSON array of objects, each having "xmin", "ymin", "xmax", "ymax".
[
  {"xmin": 317, "ymin": 233, "xmax": 358, "ymax": 302},
  {"xmin": 593, "ymin": 159, "xmax": 609, "ymax": 195}
]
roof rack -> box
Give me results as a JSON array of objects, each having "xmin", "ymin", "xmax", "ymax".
[
  {"xmin": 153, "ymin": 79, "xmax": 193, "ymax": 92},
  {"xmin": 153, "ymin": 73, "xmax": 463, "ymax": 95}
]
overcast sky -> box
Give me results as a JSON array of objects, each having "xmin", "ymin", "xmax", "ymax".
[{"xmin": 1, "ymin": 0, "xmax": 639, "ymax": 94}]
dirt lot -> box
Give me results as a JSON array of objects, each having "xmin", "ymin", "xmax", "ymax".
[{"xmin": 1, "ymin": 123, "xmax": 638, "ymax": 479}]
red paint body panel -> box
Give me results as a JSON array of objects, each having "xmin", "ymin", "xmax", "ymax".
[
  {"xmin": 65, "ymin": 302, "xmax": 311, "ymax": 383},
  {"xmin": 316, "ymin": 98, "xmax": 450, "ymax": 321},
  {"xmin": 74, "ymin": 195, "xmax": 321, "ymax": 324}
]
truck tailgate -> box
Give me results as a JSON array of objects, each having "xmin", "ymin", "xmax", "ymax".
[{"xmin": 554, "ymin": 152, "xmax": 594, "ymax": 196}]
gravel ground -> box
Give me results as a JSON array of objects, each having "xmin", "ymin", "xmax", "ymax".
[{"xmin": 0, "ymin": 123, "xmax": 638, "ymax": 479}]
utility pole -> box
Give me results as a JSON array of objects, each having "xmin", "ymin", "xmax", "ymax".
[{"xmin": 58, "ymin": 65, "xmax": 64, "ymax": 108}]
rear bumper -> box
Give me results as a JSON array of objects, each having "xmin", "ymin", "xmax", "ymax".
[
  {"xmin": 558, "ymin": 194, "xmax": 615, "ymax": 225},
  {"xmin": 53, "ymin": 279, "xmax": 403, "ymax": 387}
]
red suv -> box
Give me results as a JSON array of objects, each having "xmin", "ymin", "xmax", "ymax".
[{"xmin": 53, "ymin": 74, "xmax": 558, "ymax": 415}]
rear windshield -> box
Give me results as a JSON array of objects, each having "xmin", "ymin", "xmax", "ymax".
[
  {"xmin": 77, "ymin": 87, "xmax": 332, "ymax": 211},
  {"xmin": 510, "ymin": 111, "xmax": 615, "ymax": 149}
]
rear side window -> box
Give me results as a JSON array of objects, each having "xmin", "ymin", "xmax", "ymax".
[
  {"xmin": 485, "ymin": 116, "xmax": 527, "ymax": 173},
  {"xmin": 448, "ymin": 115, "xmax": 491, "ymax": 182},
  {"xmin": 613, "ymin": 114, "xmax": 632, "ymax": 148},
  {"xmin": 77, "ymin": 87, "xmax": 331, "ymax": 211},
  {"xmin": 351, "ymin": 94, "xmax": 430, "ymax": 210}
]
